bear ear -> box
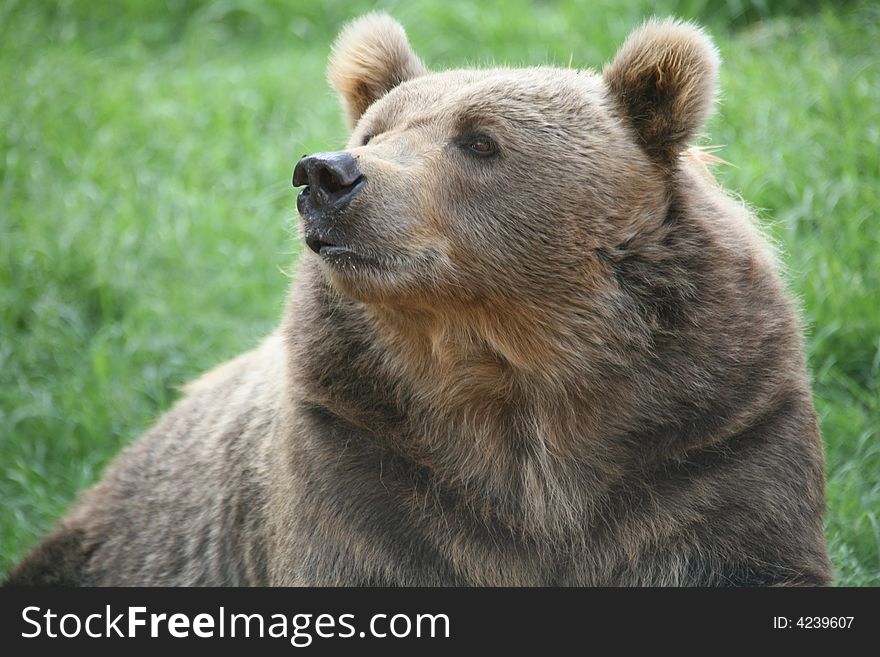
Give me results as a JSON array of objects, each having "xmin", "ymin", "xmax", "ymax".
[
  {"xmin": 327, "ymin": 13, "xmax": 427, "ymax": 129},
  {"xmin": 603, "ymin": 18, "xmax": 720, "ymax": 167}
]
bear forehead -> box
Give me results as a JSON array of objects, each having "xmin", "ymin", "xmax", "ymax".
[{"xmin": 363, "ymin": 67, "xmax": 610, "ymax": 130}]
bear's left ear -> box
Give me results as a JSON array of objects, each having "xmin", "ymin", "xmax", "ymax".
[
  {"xmin": 603, "ymin": 18, "xmax": 719, "ymax": 167},
  {"xmin": 327, "ymin": 13, "xmax": 427, "ymax": 129}
]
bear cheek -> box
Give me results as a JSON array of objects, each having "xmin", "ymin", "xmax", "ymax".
[{"xmin": 364, "ymin": 166, "xmax": 429, "ymax": 241}]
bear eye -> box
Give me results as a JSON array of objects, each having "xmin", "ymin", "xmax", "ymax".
[
  {"xmin": 361, "ymin": 132, "xmax": 374, "ymax": 146},
  {"xmin": 463, "ymin": 135, "xmax": 498, "ymax": 158}
]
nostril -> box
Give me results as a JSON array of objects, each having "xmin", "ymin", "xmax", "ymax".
[
  {"xmin": 292, "ymin": 161, "xmax": 308, "ymax": 188},
  {"xmin": 316, "ymin": 166, "xmax": 364, "ymax": 201},
  {"xmin": 318, "ymin": 166, "xmax": 344, "ymax": 195}
]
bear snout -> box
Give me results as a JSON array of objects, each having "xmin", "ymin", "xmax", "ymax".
[
  {"xmin": 293, "ymin": 151, "xmax": 370, "ymax": 260},
  {"xmin": 293, "ymin": 151, "xmax": 365, "ymax": 215}
]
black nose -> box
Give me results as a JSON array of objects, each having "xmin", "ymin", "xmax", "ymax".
[{"xmin": 293, "ymin": 151, "xmax": 365, "ymax": 211}]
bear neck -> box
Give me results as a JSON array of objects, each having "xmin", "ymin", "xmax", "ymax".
[
  {"xmin": 282, "ymin": 260, "xmax": 624, "ymax": 536},
  {"xmin": 281, "ymin": 170, "xmax": 808, "ymax": 538}
]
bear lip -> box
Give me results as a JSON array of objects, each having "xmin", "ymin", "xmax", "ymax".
[
  {"xmin": 305, "ymin": 234, "xmax": 356, "ymax": 259},
  {"xmin": 319, "ymin": 244, "xmax": 352, "ymax": 257},
  {"xmin": 306, "ymin": 234, "xmax": 335, "ymax": 254}
]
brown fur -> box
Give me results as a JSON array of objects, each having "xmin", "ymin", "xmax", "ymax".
[
  {"xmin": 604, "ymin": 19, "xmax": 719, "ymax": 166},
  {"xmin": 328, "ymin": 13, "xmax": 427, "ymax": 129},
  {"xmin": 6, "ymin": 15, "xmax": 830, "ymax": 586}
]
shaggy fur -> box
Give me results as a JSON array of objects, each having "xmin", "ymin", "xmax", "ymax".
[
  {"xmin": 328, "ymin": 13, "xmax": 427, "ymax": 128},
  {"xmin": 6, "ymin": 15, "xmax": 830, "ymax": 586},
  {"xmin": 604, "ymin": 19, "xmax": 719, "ymax": 166}
]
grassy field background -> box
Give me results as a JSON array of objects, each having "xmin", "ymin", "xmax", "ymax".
[{"xmin": 1, "ymin": 0, "xmax": 877, "ymax": 585}]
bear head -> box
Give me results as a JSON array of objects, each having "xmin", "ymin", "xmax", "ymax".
[{"xmin": 294, "ymin": 13, "xmax": 719, "ymax": 324}]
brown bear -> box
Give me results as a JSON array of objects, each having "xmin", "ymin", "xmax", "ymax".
[{"xmin": 6, "ymin": 13, "xmax": 830, "ymax": 586}]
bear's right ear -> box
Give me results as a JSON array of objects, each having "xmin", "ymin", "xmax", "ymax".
[
  {"xmin": 603, "ymin": 19, "xmax": 719, "ymax": 167},
  {"xmin": 327, "ymin": 13, "xmax": 427, "ymax": 129}
]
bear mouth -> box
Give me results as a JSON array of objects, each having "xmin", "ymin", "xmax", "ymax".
[
  {"xmin": 304, "ymin": 234, "xmax": 379, "ymax": 268},
  {"xmin": 305, "ymin": 235, "xmax": 351, "ymax": 258}
]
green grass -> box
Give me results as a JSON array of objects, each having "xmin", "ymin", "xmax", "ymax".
[{"xmin": 1, "ymin": 0, "xmax": 877, "ymax": 585}]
